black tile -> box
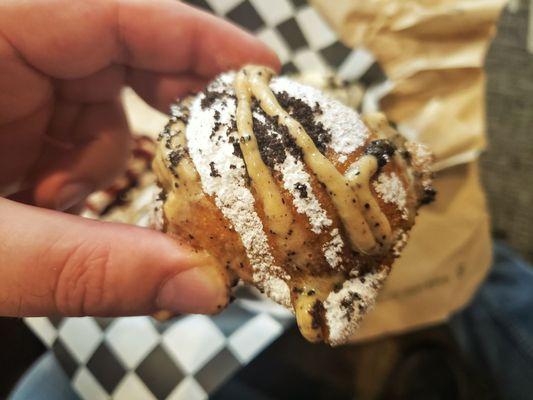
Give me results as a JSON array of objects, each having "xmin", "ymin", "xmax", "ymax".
[
  {"xmin": 276, "ymin": 17, "xmax": 307, "ymax": 51},
  {"xmin": 281, "ymin": 61, "xmax": 299, "ymax": 75},
  {"xmin": 226, "ymin": 1, "xmax": 265, "ymax": 32},
  {"xmin": 320, "ymin": 41, "xmax": 352, "ymax": 68},
  {"xmin": 0, "ymin": 318, "xmax": 46, "ymax": 398},
  {"xmin": 136, "ymin": 345, "xmax": 184, "ymax": 400},
  {"xmin": 289, "ymin": 0, "xmax": 308, "ymax": 8},
  {"xmin": 87, "ymin": 342, "xmax": 126, "ymax": 394},
  {"xmin": 53, "ymin": 339, "xmax": 79, "ymax": 379},
  {"xmin": 272, "ymin": 315, "xmax": 295, "ymax": 329},
  {"xmin": 185, "ymin": 0, "xmax": 213, "ymax": 12},
  {"xmin": 195, "ymin": 349, "xmax": 241, "ymax": 394},
  {"xmin": 359, "ymin": 62, "xmax": 387, "ymax": 87},
  {"xmin": 151, "ymin": 314, "xmax": 185, "ymax": 334},
  {"xmin": 48, "ymin": 316, "xmax": 64, "ymax": 328},
  {"xmin": 94, "ymin": 318, "xmax": 114, "ymax": 330},
  {"xmin": 210, "ymin": 303, "xmax": 256, "ymax": 337}
]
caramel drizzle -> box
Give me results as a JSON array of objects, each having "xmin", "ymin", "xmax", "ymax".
[
  {"xmin": 234, "ymin": 70, "xmax": 294, "ymax": 237},
  {"xmin": 154, "ymin": 119, "xmax": 208, "ymax": 227},
  {"xmin": 242, "ymin": 65, "xmax": 391, "ymax": 254},
  {"xmin": 234, "ymin": 66, "xmax": 394, "ymax": 343}
]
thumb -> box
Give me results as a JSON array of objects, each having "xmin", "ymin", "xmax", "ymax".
[{"xmin": 0, "ymin": 197, "xmax": 229, "ymax": 317}]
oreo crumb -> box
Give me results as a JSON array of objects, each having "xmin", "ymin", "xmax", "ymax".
[
  {"xmin": 157, "ymin": 190, "xmax": 167, "ymax": 202},
  {"xmin": 252, "ymin": 109, "xmax": 302, "ymax": 168},
  {"xmin": 340, "ymin": 291, "xmax": 362, "ymax": 321},
  {"xmin": 294, "ymin": 182, "xmax": 308, "ymax": 198},
  {"xmin": 275, "ymin": 91, "xmax": 331, "ymax": 153},
  {"xmin": 232, "ymin": 142, "xmax": 243, "ymax": 159},
  {"xmin": 364, "ymin": 139, "xmax": 396, "ymax": 169},
  {"xmin": 309, "ymin": 300, "xmax": 324, "ymax": 330},
  {"xmin": 209, "ymin": 161, "xmax": 221, "ymax": 177},
  {"xmin": 200, "ymin": 90, "xmax": 219, "ymax": 109},
  {"xmin": 168, "ymin": 148, "xmax": 184, "ymax": 167},
  {"xmin": 421, "ymin": 187, "xmax": 437, "ymax": 205}
]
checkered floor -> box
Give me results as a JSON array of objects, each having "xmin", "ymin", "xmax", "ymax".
[
  {"xmin": 26, "ymin": 302, "xmax": 292, "ymax": 400},
  {"xmin": 188, "ymin": 0, "xmax": 385, "ymax": 83}
]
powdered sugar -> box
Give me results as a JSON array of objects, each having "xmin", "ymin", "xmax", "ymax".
[
  {"xmin": 270, "ymin": 76, "xmax": 370, "ymax": 156},
  {"xmin": 276, "ymin": 152, "xmax": 332, "ymax": 234},
  {"xmin": 185, "ymin": 80, "xmax": 291, "ymax": 305},
  {"xmin": 322, "ymin": 228, "xmax": 344, "ymax": 269},
  {"xmin": 373, "ymin": 172, "xmax": 408, "ymax": 220},
  {"xmin": 324, "ymin": 268, "xmax": 388, "ymax": 346}
]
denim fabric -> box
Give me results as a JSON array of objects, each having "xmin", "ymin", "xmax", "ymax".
[
  {"xmin": 450, "ymin": 242, "xmax": 533, "ymax": 400},
  {"xmin": 9, "ymin": 353, "xmax": 79, "ymax": 400}
]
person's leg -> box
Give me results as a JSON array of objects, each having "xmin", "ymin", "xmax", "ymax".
[
  {"xmin": 450, "ymin": 241, "xmax": 533, "ymax": 400},
  {"xmin": 9, "ymin": 352, "xmax": 79, "ymax": 400}
]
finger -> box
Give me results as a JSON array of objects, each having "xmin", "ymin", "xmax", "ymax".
[
  {"xmin": 0, "ymin": 102, "xmax": 53, "ymax": 196},
  {"xmin": 127, "ymin": 70, "xmax": 208, "ymax": 112},
  {"xmin": 30, "ymin": 99, "xmax": 131, "ymax": 210},
  {"xmin": 57, "ymin": 65, "xmax": 126, "ymax": 103},
  {"xmin": 0, "ymin": 197, "xmax": 229, "ymax": 317},
  {"xmin": 0, "ymin": 0, "xmax": 280, "ymax": 80}
]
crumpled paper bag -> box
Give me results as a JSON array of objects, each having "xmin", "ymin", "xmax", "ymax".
[{"xmin": 312, "ymin": 0, "xmax": 507, "ymax": 341}]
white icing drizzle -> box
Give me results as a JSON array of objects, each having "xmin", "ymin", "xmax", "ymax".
[
  {"xmin": 270, "ymin": 77, "xmax": 370, "ymax": 156},
  {"xmin": 373, "ymin": 172, "xmax": 408, "ymax": 220},
  {"xmin": 322, "ymin": 228, "xmax": 344, "ymax": 269},
  {"xmin": 185, "ymin": 85, "xmax": 290, "ymax": 306},
  {"xmin": 324, "ymin": 268, "xmax": 388, "ymax": 346}
]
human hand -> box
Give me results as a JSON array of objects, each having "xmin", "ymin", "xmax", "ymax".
[{"xmin": 0, "ymin": 0, "xmax": 279, "ymax": 317}]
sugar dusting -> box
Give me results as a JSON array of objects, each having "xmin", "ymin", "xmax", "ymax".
[
  {"xmin": 270, "ymin": 77, "xmax": 370, "ymax": 156},
  {"xmin": 322, "ymin": 228, "xmax": 344, "ymax": 269},
  {"xmin": 186, "ymin": 79, "xmax": 291, "ymax": 306},
  {"xmin": 324, "ymin": 268, "xmax": 388, "ymax": 346},
  {"xmin": 373, "ymin": 172, "xmax": 408, "ymax": 220}
]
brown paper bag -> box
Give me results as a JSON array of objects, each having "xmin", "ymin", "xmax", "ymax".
[{"xmin": 311, "ymin": 0, "xmax": 507, "ymax": 341}]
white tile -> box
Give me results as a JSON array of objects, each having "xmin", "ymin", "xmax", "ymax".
[
  {"xmin": 162, "ymin": 315, "xmax": 225, "ymax": 374},
  {"xmin": 24, "ymin": 317, "xmax": 57, "ymax": 347},
  {"xmin": 206, "ymin": 0, "xmax": 242, "ymax": 15},
  {"xmin": 257, "ymin": 27, "xmax": 291, "ymax": 64},
  {"xmin": 337, "ymin": 47, "xmax": 376, "ymax": 81},
  {"xmin": 105, "ymin": 317, "xmax": 159, "ymax": 369},
  {"xmin": 295, "ymin": 6, "xmax": 337, "ymax": 49},
  {"xmin": 73, "ymin": 367, "xmax": 109, "ymax": 400},
  {"xmin": 250, "ymin": 0, "xmax": 293, "ymax": 26},
  {"xmin": 292, "ymin": 49, "xmax": 331, "ymax": 74},
  {"xmin": 167, "ymin": 377, "xmax": 207, "ymax": 400},
  {"xmin": 113, "ymin": 373, "xmax": 156, "ymax": 400},
  {"xmin": 362, "ymin": 80, "xmax": 395, "ymax": 114},
  {"xmin": 227, "ymin": 314, "xmax": 283, "ymax": 364},
  {"xmin": 59, "ymin": 318, "xmax": 103, "ymax": 363}
]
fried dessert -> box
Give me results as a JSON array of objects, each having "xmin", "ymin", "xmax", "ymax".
[{"xmin": 152, "ymin": 65, "xmax": 434, "ymax": 345}]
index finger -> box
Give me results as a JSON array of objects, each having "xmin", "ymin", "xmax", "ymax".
[{"xmin": 0, "ymin": 0, "xmax": 279, "ymax": 79}]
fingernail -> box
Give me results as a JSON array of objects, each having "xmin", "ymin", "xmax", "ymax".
[
  {"xmin": 55, "ymin": 183, "xmax": 92, "ymax": 211},
  {"xmin": 156, "ymin": 266, "xmax": 228, "ymax": 314}
]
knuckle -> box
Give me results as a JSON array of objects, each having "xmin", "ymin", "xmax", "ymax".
[{"xmin": 54, "ymin": 241, "xmax": 111, "ymax": 316}]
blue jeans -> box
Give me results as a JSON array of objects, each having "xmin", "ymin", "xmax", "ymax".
[
  {"xmin": 9, "ymin": 352, "xmax": 79, "ymax": 400},
  {"xmin": 450, "ymin": 242, "xmax": 533, "ymax": 400},
  {"xmin": 10, "ymin": 242, "xmax": 533, "ymax": 400}
]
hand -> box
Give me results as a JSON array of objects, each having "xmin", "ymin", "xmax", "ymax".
[{"xmin": 0, "ymin": 0, "xmax": 279, "ymax": 317}]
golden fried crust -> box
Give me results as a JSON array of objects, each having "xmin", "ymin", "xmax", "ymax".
[{"xmin": 153, "ymin": 69, "xmax": 433, "ymax": 344}]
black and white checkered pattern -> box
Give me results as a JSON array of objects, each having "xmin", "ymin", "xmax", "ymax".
[
  {"xmin": 26, "ymin": 302, "xmax": 292, "ymax": 399},
  {"xmin": 24, "ymin": 1, "xmax": 389, "ymax": 399},
  {"xmin": 188, "ymin": 0, "xmax": 385, "ymax": 82}
]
